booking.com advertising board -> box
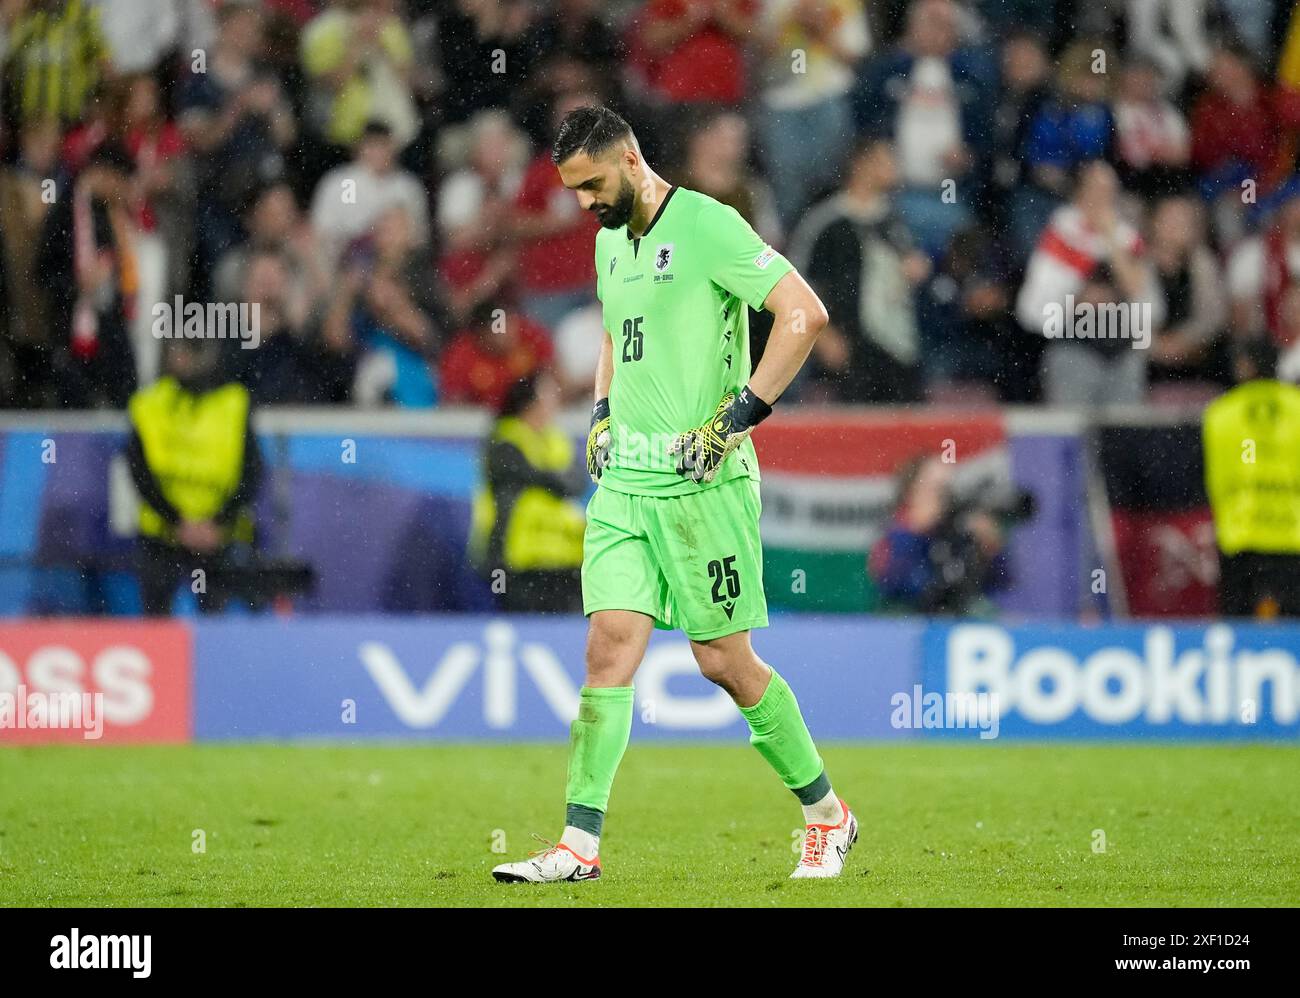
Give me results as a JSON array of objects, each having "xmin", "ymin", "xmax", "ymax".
[{"xmin": 1, "ymin": 617, "xmax": 1298, "ymax": 744}]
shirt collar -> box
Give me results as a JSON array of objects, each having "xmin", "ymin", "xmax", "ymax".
[{"xmin": 627, "ymin": 184, "xmax": 677, "ymax": 241}]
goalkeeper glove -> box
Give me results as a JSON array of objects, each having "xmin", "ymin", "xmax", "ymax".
[
  {"xmin": 669, "ymin": 385, "xmax": 773, "ymax": 484},
  {"xmin": 586, "ymin": 396, "xmax": 612, "ymax": 483}
]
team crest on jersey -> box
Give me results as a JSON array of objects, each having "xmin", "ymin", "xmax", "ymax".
[{"xmin": 653, "ymin": 244, "xmax": 674, "ymax": 282}]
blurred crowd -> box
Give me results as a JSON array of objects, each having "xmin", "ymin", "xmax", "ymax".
[{"xmin": 3, "ymin": 0, "xmax": 1300, "ymax": 411}]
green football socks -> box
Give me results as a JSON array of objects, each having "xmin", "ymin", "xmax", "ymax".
[
  {"xmin": 562, "ymin": 673, "xmax": 832, "ymax": 839},
  {"xmin": 564, "ymin": 685, "xmax": 635, "ymax": 837},
  {"xmin": 739, "ymin": 667, "xmax": 829, "ymax": 803}
]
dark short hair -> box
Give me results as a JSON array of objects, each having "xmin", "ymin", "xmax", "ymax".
[
  {"xmin": 468, "ymin": 300, "xmax": 500, "ymax": 331},
  {"xmin": 552, "ymin": 105, "xmax": 632, "ymax": 166},
  {"xmin": 849, "ymin": 134, "xmax": 893, "ymax": 165},
  {"xmin": 1002, "ymin": 27, "xmax": 1048, "ymax": 51},
  {"xmin": 498, "ymin": 374, "xmax": 539, "ymax": 418},
  {"xmin": 86, "ymin": 142, "xmax": 135, "ymax": 175}
]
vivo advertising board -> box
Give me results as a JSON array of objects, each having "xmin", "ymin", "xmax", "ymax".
[{"xmin": 193, "ymin": 616, "xmax": 921, "ymax": 741}]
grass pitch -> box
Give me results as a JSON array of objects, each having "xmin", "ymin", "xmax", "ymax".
[{"xmin": 1, "ymin": 742, "xmax": 1296, "ymax": 907}]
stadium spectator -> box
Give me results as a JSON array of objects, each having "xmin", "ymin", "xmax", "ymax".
[
  {"xmin": 0, "ymin": 0, "xmax": 1297, "ymax": 421},
  {"xmin": 439, "ymin": 302, "xmax": 554, "ymax": 410},
  {"xmin": 91, "ymin": 0, "xmax": 180, "ymax": 76},
  {"xmin": 232, "ymin": 249, "xmax": 350, "ymax": 405},
  {"xmin": 972, "ymin": 0, "xmax": 1057, "ymax": 40},
  {"xmin": 1016, "ymin": 160, "xmax": 1165, "ymax": 407},
  {"xmin": 919, "ymin": 224, "xmax": 1022, "ymax": 400},
  {"xmin": 178, "ymin": 0, "xmax": 296, "ymax": 296},
  {"xmin": 0, "ymin": 117, "xmax": 61, "ymax": 407},
  {"xmin": 309, "ymin": 119, "xmax": 428, "ymax": 272},
  {"xmin": 530, "ymin": 0, "xmax": 626, "ymax": 92},
  {"xmin": 434, "ymin": 108, "xmax": 527, "ymax": 321},
  {"xmin": 1226, "ymin": 185, "xmax": 1300, "ymax": 349},
  {"xmin": 754, "ymin": 0, "xmax": 870, "ymax": 227},
  {"xmin": 851, "ymin": 0, "xmax": 985, "ymax": 258},
  {"xmin": 468, "ymin": 371, "xmax": 587, "ymax": 613},
  {"xmin": 987, "ymin": 29, "xmax": 1051, "ymax": 238},
  {"xmin": 1113, "ymin": 57, "xmax": 1191, "ymax": 200},
  {"xmin": 1, "ymin": 0, "xmax": 109, "ymax": 130},
  {"xmin": 1023, "ymin": 41, "xmax": 1112, "ymax": 179},
  {"xmin": 58, "ymin": 79, "xmax": 109, "ymax": 172},
  {"xmin": 638, "ymin": 0, "xmax": 757, "ymax": 105},
  {"xmin": 321, "ymin": 221, "xmax": 439, "ymax": 408},
  {"xmin": 300, "ymin": 0, "xmax": 419, "ymax": 150},
  {"xmin": 513, "ymin": 0, "xmax": 624, "ymax": 136},
  {"xmin": 788, "ymin": 137, "xmax": 929, "ymax": 402},
  {"xmin": 1203, "ymin": 336, "xmax": 1300, "ymax": 618},
  {"xmin": 368, "ymin": 202, "xmax": 450, "ymax": 346},
  {"xmin": 1190, "ymin": 46, "xmax": 1300, "ymax": 219},
  {"xmin": 869, "ymin": 453, "xmax": 1009, "ymax": 616},
  {"xmin": 35, "ymin": 142, "xmax": 140, "ymax": 408},
  {"xmin": 62, "ymin": 73, "xmax": 189, "ymax": 385},
  {"xmin": 1053, "ymin": 262, "xmax": 1153, "ymax": 406},
  {"xmin": 1125, "ymin": 0, "xmax": 1212, "ymax": 91},
  {"xmin": 511, "ymin": 92, "xmax": 602, "ymax": 335},
  {"xmin": 126, "ymin": 338, "xmax": 263, "ymax": 615},
  {"xmin": 214, "ymin": 181, "xmax": 327, "ymax": 313},
  {"xmin": 679, "ymin": 107, "xmax": 782, "ymax": 246},
  {"xmin": 1146, "ymin": 195, "xmax": 1228, "ymax": 394},
  {"xmin": 529, "ymin": 0, "xmax": 624, "ymax": 78},
  {"xmin": 112, "ymin": 75, "xmax": 188, "ymax": 238},
  {"xmin": 1218, "ymin": 0, "xmax": 1282, "ymax": 56},
  {"xmin": 1066, "ymin": 0, "xmax": 1125, "ymax": 43},
  {"xmin": 435, "ymin": 0, "xmax": 546, "ymax": 125}
]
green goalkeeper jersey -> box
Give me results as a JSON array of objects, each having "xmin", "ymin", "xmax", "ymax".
[{"xmin": 594, "ymin": 186, "xmax": 793, "ymax": 496}]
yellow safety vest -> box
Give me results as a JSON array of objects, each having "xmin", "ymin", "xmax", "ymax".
[
  {"xmin": 127, "ymin": 377, "xmax": 254, "ymax": 543},
  {"xmin": 1203, "ymin": 379, "xmax": 1300, "ymax": 555},
  {"xmin": 469, "ymin": 416, "xmax": 585, "ymax": 572}
]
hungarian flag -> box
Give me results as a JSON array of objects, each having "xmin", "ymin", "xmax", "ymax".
[{"xmin": 753, "ymin": 412, "xmax": 1010, "ymax": 612}]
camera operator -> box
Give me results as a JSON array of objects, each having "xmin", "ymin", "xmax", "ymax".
[{"xmin": 868, "ymin": 455, "xmax": 1015, "ymax": 616}]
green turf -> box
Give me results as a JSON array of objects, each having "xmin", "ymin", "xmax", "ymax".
[{"xmin": 0, "ymin": 742, "xmax": 1297, "ymax": 907}]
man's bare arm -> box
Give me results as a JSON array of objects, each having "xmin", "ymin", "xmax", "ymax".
[
  {"xmin": 594, "ymin": 327, "xmax": 613, "ymax": 402},
  {"xmin": 747, "ymin": 270, "xmax": 830, "ymax": 404}
]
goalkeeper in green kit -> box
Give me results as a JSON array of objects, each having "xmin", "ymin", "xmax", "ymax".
[{"xmin": 492, "ymin": 106, "xmax": 856, "ymax": 883}]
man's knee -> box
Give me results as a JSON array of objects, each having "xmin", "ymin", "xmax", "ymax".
[{"xmin": 693, "ymin": 637, "xmax": 764, "ymax": 695}]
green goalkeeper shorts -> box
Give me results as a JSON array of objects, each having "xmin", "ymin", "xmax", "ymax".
[{"xmin": 581, "ymin": 475, "xmax": 768, "ymax": 641}]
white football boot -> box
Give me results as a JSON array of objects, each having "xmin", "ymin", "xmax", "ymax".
[
  {"xmin": 790, "ymin": 799, "xmax": 858, "ymax": 879},
  {"xmin": 492, "ymin": 836, "xmax": 602, "ymax": 883}
]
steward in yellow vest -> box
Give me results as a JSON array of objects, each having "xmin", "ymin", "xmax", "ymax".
[
  {"xmin": 1202, "ymin": 339, "xmax": 1300, "ymax": 617},
  {"xmin": 126, "ymin": 341, "xmax": 262, "ymax": 614},
  {"xmin": 469, "ymin": 373, "xmax": 587, "ymax": 612}
]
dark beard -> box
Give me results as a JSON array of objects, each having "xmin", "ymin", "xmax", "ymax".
[{"xmin": 593, "ymin": 177, "xmax": 636, "ymax": 229}]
